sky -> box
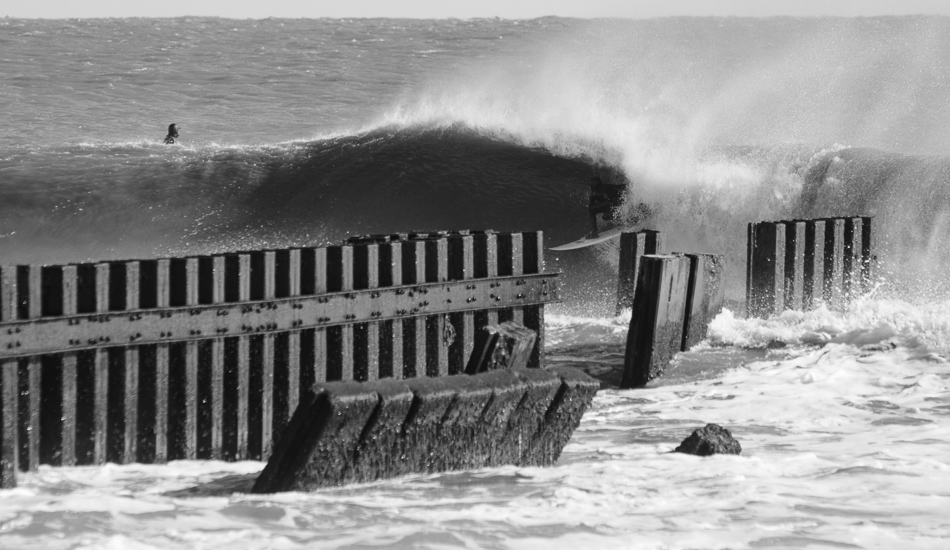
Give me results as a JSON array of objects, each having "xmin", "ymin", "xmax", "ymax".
[{"xmin": 6, "ymin": 0, "xmax": 950, "ymax": 19}]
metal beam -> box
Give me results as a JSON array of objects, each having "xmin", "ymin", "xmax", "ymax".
[{"xmin": 0, "ymin": 274, "xmax": 559, "ymax": 358}]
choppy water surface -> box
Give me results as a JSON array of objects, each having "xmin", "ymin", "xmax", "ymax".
[{"xmin": 2, "ymin": 303, "xmax": 949, "ymax": 549}]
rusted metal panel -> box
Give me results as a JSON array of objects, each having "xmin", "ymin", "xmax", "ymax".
[{"xmin": 0, "ymin": 274, "xmax": 559, "ymax": 358}]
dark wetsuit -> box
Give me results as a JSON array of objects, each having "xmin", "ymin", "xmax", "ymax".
[
  {"xmin": 588, "ymin": 177, "xmax": 626, "ymax": 237},
  {"xmin": 163, "ymin": 123, "xmax": 179, "ymax": 144}
]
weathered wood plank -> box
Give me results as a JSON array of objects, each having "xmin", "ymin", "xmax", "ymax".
[
  {"xmin": 1, "ymin": 359, "xmax": 18, "ymax": 487},
  {"xmin": 747, "ymin": 222, "xmax": 786, "ymax": 318}
]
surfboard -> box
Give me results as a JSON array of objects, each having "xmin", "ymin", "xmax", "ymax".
[{"xmin": 549, "ymin": 227, "xmax": 625, "ymax": 251}]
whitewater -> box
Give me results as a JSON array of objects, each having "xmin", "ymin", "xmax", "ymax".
[{"xmin": 1, "ymin": 15, "xmax": 949, "ymax": 549}]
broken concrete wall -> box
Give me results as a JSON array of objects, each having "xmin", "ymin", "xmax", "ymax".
[{"xmin": 252, "ymin": 367, "xmax": 599, "ymax": 493}]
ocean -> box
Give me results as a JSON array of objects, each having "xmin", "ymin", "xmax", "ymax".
[{"xmin": 1, "ymin": 15, "xmax": 949, "ymax": 549}]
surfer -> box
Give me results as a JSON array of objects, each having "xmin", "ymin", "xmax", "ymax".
[
  {"xmin": 587, "ymin": 176, "xmax": 625, "ymax": 238},
  {"xmin": 163, "ymin": 123, "xmax": 179, "ymax": 145}
]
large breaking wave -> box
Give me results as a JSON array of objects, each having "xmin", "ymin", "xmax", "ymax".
[{"xmin": 2, "ymin": 124, "xmax": 950, "ymax": 312}]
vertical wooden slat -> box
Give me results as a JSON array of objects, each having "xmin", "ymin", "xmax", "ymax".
[
  {"xmin": 510, "ymin": 232, "xmax": 525, "ymax": 325},
  {"xmin": 326, "ymin": 245, "xmax": 354, "ymax": 382},
  {"xmin": 183, "ymin": 341, "xmax": 198, "ymax": 460},
  {"xmin": 270, "ymin": 249, "xmax": 300, "ymax": 445},
  {"xmin": 94, "ymin": 263, "xmax": 109, "ymax": 312},
  {"xmin": 154, "ymin": 343, "xmax": 169, "ymax": 463},
  {"xmin": 56, "ymin": 267, "xmax": 79, "ymax": 466},
  {"xmin": 424, "ymin": 238, "xmax": 449, "ymax": 377},
  {"xmin": 60, "ymin": 353, "xmax": 77, "ymax": 466},
  {"xmin": 616, "ymin": 231, "xmax": 647, "ymax": 314},
  {"xmin": 448, "ymin": 235, "xmax": 475, "ymax": 375},
  {"xmin": 0, "ymin": 266, "xmax": 16, "ymax": 323},
  {"xmin": 61, "ymin": 265, "xmax": 78, "ymax": 318},
  {"xmin": 843, "ymin": 218, "xmax": 864, "ymax": 300},
  {"xmin": 823, "ymin": 218, "xmax": 845, "ymax": 307},
  {"xmin": 125, "ymin": 261, "xmax": 140, "ymax": 311},
  {"xmin": 104, "ymin": 348, "xmax": 124, "ymax": 465},
  {"xmin": 860, "ymin": 217, "xmax": 874, "ymax": 294},
  {"xmin": 476, "ymin": 232, "xmax": 500, "ymax": 327},
  {"xmin": 387, "ymin": 242, "xmax": 404, "ymax": 379},
  {"xmin": 783, "ymin": 221, "xmax": 806, "ymax": 311},
  {"xmin": 803, "ymin": 220, "xmax": 826, "ymax": 310},
  {"xmin": 134, "ymin": 346, "xmax": 155, "ymax": 463},
  {"xmin": 172, "ymin": 259, "xmax": 199, "ymax": 460},
  {"xmin": 312, "ymin": 247, "xmax": 328, "ymax": 385},
  {"xmin": 21, "ymin": 266, "xmax": 42, "ymax": 319},
  {"xmin": 402, "ymin": 240, "xmax": 426, "ymax": 379},
  {"xmin": 747, "ymin": 222, "xmax": 786, "ymax": 317},
  {"xmin": 522, "ymin": 231, "xmax": 545, "ymax": 368},
  {"xmin": 120, "ymin": 347, "xmax": 136, "ymax": 464},
  {"xmin": 353, "ymin": 244, "xmax": 380, "ymax": 382},
  {"xmin": 208, "ymin": 338, "xmax": 224, "ymax": 460},
  {"xmin": 1, "ymin": 359, "xmax": 18, "ymax": 486},
  {"xmin": 211, "ymin": 256, "xmax": 225, "ymax": 459},
  {"xmin": 261, "ymin": 335, "xmax": 274, "ymax": 459},
  {"xmin": 286, "ymin": 331, "xmax": 300, "ymax": 413},
  {"xmin": 236, "ymin": 336, "xmax": 250, "ymax": 460},
  {"xmin": 114, "ymin": 261, "xmax": 138, "ymax": 465},
  {"xmin": 195, "ymin": 256, "xmax": 225, "ymax": 460},
  {"xmin": 16, "ymin": 265, "xmax": 42, "ymax": 471},
  {"xmin": 19, "ymin": 357, "xmax": 41, "ymax": 471}
]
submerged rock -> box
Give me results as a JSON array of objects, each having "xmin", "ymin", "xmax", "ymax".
[{"xmin": 674, "ymin": 423, "xmax": 741, "ymax": 456}]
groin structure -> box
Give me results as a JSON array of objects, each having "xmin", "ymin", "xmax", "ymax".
[
  {"xmin": 747, "ymin": 217, "xmax": 873, "ymax": 317},
  {"xmin": 0, "ymin": 230, "xmax": 582, "ymax": 489},
  {"xmin": 621, "ymin": 250, "xmax": 725, "ymax": 388}
]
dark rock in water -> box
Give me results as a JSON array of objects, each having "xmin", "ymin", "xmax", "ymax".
[{"xmin": 674, "ymin": 423, "xmax": 742, "ymax": 456}]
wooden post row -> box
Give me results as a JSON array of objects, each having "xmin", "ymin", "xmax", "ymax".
[
  {"xmin": 747, "ymin": 217, "xmax": 872, "ymax": 317},
  {"xmin": 0, "ymin": 230, "xmax": 552, "ymax": 471}
]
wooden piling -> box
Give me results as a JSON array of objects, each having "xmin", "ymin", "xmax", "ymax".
[
  {"xmin": 746, "ymin": 222, "xmax": 786, "ymax": 317},
  {"xmin": 681, "ymin": 253, "xmax": 725, "ymax": 351},
  {"xmin": 622, "ymin": 255, "xmax": 691, "ymax": 389},
  {"xmin": 1, "ymin": 359, "xmax": 17, "ymax": 487},
  {"xmin": 616, "ymin": 230, "xmax": 663, "ymax": 314},
  {"xmin": 823, "ymin": 218, "xmax": 846, "ymax": 307},
  {"xmin": 782, "ymin": 221, "xmax": 806, "ymax": 311}
]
